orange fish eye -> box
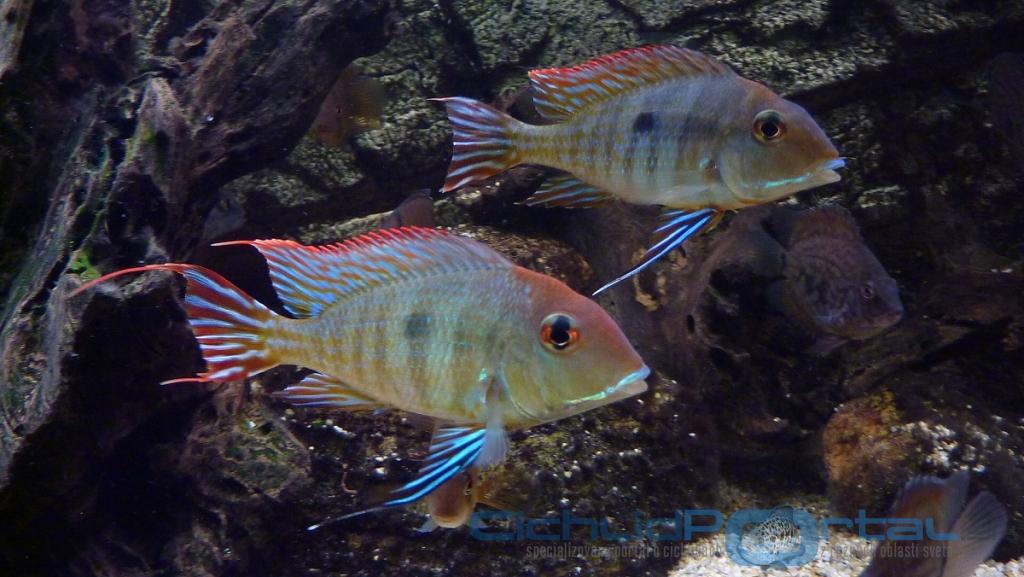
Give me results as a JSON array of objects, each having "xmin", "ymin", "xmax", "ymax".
[
  {"xmin": 540, "ymin": 313, "xmax": 580, "ymax": 352},
  {"xmin": 753, "ymin": 110, "xmax": 786, "ymax": 143}
]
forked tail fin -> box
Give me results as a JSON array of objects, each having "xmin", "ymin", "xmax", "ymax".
[
  {"xmin": 72, "ymin": 264, "xmax": 279, "ymax": 383},
  {"xmin": 431, "ymin": 97, "xmax": 521, "ymax": 192}
]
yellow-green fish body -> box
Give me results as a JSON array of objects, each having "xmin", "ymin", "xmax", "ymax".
[
  {"xmin": 436, "ymin": 45, "xmax": 844, "ymax": 292},
  {"xmin": 73, "ymin": 228, "xmax": 649, "ymax": 523}
]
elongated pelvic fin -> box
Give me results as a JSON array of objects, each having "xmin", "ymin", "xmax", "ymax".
[
  {"xmin": 529, "ymin": 45, "xmax": 733, "ymax": 121},
  {"xmin": 431, "ymin": 97, "xmax": 521, "ymax": 192},
  {"xmin": 593, "ymin": 208, "xmax": 718, "ymax": 295},
  {"xmin": 272, "ymin": 372, "xmax": 382, "ymax": 410},
  {"xmin": 520, "ymin": 173, "xmax": 612, "ymax": 208},
  {"xmin": 215, "ymin": 228, "xmax": 512, "ymax": 318},
  {"xmin": 72, "ymin": 264, "xmax": 277, "ymax": 383},
  {"xmin": 307, "ymin": 426, "xmax": 488, "ymax": 531}
]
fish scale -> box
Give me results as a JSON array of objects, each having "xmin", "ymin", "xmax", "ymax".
[{"xmin": 282, "ymin": 272, "xmax": 518, "ymax": 419}]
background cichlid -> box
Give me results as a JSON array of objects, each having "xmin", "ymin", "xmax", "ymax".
[
  {"xmin": 860, "ymin": 471, "xmax": 1007, "ymax": 577},
  {"xmin": 71, "ymin": 228, "xmax": 649, "ymax": 527},
  {"xmin": 765, "ymin": 205, "xmax": 904, "ymax": 355},
  {"xmin": 434, "ymin": 45, "xmax": 843, "ymax": 293}
]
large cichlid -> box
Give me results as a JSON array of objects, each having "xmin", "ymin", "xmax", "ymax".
[
  {"xmin": 72, "ymin": 228, "xmax": 649, "ymax": 527},
  {"xmin": 434, "ymin": 45, "xmax": 844, "ymax": 293}
]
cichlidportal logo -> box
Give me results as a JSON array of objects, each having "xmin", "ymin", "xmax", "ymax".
[{"xmin": 469, "ymin": 507, "xmax": 961, "ymax": 568}]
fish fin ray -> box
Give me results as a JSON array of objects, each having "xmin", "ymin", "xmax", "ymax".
[
  {"xmin": 72, "ymin": 264, "xmax": 278, "ymax": 383},
  {"xmin": 529, "ymin": 45, "xmax": 733, "ymax": 121},
  {"xmin": 477, "ymin": 379, "xmax": 509, "ymax": 469},
  {"xmin": 324, "ymin": 426, "xmax": 487, "ymax": 525},
  {"xmin": 430, "ymin": 97, "xmax": 521, "ymax": 192},
  {"xmin": 592, "ymin": 208, "xmax": 717, "ymax": 295},
  {"xmin": 214, "ymin": 228, "xmax": 512, "ymax": 317},
  {"xmin": 520, "ymin": 174, "xmax": 612, "ymax": 208},
  {"xmin": 943, "ymin": 492, "xmax": 1008, "ymax": 577},
  {"xmin": 272, "ymin": 372, "xmax": 382, "ymax": 410}
]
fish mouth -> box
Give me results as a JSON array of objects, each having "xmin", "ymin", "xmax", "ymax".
[
  {"xmin": 802, "ymin": 157, "xmax": 845, "ymax": 187},
  {"xmin": 749, "ymin": 157, "xmax": 845, "ymax": 198},
  {"xmin": 563, "ymin": 365, "xmax": 650, "ymax": 408},
  {"xmin": 613, "ymin": 365, "xmax": 651, "ymax": 398}
]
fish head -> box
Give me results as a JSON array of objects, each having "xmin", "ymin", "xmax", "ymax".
[
  {"xmin": 503, "ymin": 269, "xmax": 649, "ymax": 423},
  {"xmin": 783, "ymin": 207, "xmax": 903, "ymax": 340},
  {"xmin": 426, "ymin": 470, "xmax": 477, "ymax": 529},
  {"xmin": 809, "ymin": 250, "xmax": 903, "ymax": 340},
  {"xmin": 720, "ymin": 84, "xmax": 843, "ymax": 204}
]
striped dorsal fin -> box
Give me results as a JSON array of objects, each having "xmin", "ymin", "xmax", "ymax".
[
  {"xmin": 215, "ymin": 227, "xmax": 512, "ymax": 318},
  {"xmin": 528, "ymin": 45, "xmax": 734, "ymax": 122}
]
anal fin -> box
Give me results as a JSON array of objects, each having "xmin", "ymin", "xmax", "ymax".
[
  {"xmin": 272, "ymin": 372, "xmax": 382, "ymax": 411},
  {"xmin": 521, "ymin": 174, "xmax": 612, "ymax": 209},
  {"xmin": 593, "ymin": 207, "xmax": 719, "ymax": 295}
]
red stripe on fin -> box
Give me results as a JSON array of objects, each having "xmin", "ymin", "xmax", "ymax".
[
  {"xmin": 273, "ymin": 372, "xmax": 382, "ymax": 410},
  {"xmin": 214, "ymin": 228, "xmax": 513, "ymax": 318},
  {"xmin": 520, "ymin": 173, "xmax": 612, "ymax": 208},
  {"xmin": 430, "ymin": 97, "xmax": 521, "ymax": 192},
  {"xmin": 528, "ymin": 45, "xmax": 734, "ymax": 121},
  {"xmin": 71, "ymin": 264, "xmax": 278, "ymax": 383}
]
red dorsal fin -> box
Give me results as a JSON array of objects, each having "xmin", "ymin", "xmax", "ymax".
[
  {"xmin": 528, "ymin": 45, "xmax": 734, "ymax": 121},
  {"xmin": 214, "ymin": 227, "xmax": 512, "ymax": 318}
]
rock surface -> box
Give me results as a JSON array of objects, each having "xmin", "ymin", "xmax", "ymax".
[{"xmin": 1, "ymin": 0, "xmax": 1023, "ymax": 575}]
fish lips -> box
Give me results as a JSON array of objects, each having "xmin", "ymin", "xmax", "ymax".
[
  {"xmin": 564, "ymin": 365, "xmax": 650, "ymax": 410},
  {"xmin": 803, "ymin": 157, "xmax": 845, "ymax": 188},
  {"xmin": 613, "ymin": 365, "xmax": 651, "ymax": 398}
]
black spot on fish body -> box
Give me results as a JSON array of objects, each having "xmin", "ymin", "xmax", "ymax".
[
  {"xmin": 633, "ymin": 112, "xmax": 657, "ymax": 133},
  {"xmin": 404, "ymin": 312, "xmax": 431, "ymax": 342}
]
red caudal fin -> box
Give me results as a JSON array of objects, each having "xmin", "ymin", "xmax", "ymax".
[
  {"xmin": 72, "ymin": 264, "xmax": 279, "ymax": 384},
  {"xmin": 431, "ymin": 97, "xmax": 522, "ymax": 192}
]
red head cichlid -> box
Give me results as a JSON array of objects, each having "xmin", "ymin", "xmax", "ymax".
[
  {"xmin": 861, "ymin": 471, "xmax": 1007, "ymax": 577},
  {"xmin": 433, "ymin": 45, "xmax": 843, "ymax": 293},
  {"xmin": 72, "ymin": 228, "xmax": 649, "ymax": 527}
]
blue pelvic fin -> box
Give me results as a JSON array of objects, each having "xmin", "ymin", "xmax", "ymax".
[
  {"xmin": 520, "ymin": 174, "xmax": 612, "ymax": 208},
  {"xmin": 272, "ymin": 372, "xmax": 382, "ymax": 411},
  {"xmin": 306, "ymin": 426, "xmax": 487, "ymax": 532},
  {"xmin": 593, "ymin": 207, "xmax": 719, "ymax": 295}
]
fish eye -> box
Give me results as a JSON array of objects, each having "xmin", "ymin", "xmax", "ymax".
[
  {"xmin": 861, "ymin": 282, "xmax": 876, "ymax": 302},
  {"xmin": 540, "ymin": 313, "xmax": 580, "ymax": 352},
  {"xmin": 753, "ymin": 110, "xmax": 786, "ymax": 144}
]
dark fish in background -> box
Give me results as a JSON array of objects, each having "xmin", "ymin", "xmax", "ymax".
[
  {"xmin": 988, "ymin": 53, "xmax": 1024, "ymax": 174},
  {"xmin": 861, "ymin": 471, "xmax": 1007, "ymax": 577},
  {"xmin": 310, "ymin": 64, "xmax": 384, "ymax": 147},
  {"xmin": 380, "ymin": 190, "xmax": 436, "ymax": 229},
  {"xmin": 766, "ymin": 205, "xmax": 904, "ymax": 355}
]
